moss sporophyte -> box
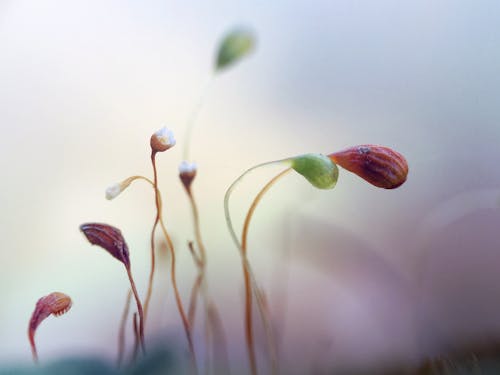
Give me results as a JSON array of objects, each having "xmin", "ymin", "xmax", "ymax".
[
  {"xmin": 28, "ymin": 292, "xmax": 72, "ymax": 363},
  {"xmin": 224, "ymin": 148, "xmax": 407, "ymax": 375},
  {"xmin": 26, "ymin": 24, "xmax": 411, "ymax": 375},
  {"xmin": 79, "ymin": 223, "xmax": 145, "ymax": 356}
]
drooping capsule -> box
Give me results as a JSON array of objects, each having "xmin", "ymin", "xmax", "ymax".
[
  {"xmin": 28, "ymin": 292, "xmax": 72, "ymax": 363},
  {"xmin": 329, "ymin": 145, "xmax": 408, "ymax": 189},
  {"xmin": 80, "ymin": 223, "xmax": 130, "ymax": 268}
]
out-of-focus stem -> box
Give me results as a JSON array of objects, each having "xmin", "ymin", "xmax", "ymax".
[
  {"xmin": 184, "ymin": 186, "xmax": 230, "ymax": 375},
  {"xmin": 131, "ymin": 313, "xmax": 140, "ymax": 363},
  {"xmin": 28, "ymin": 332, "xmax": 38, "ymax": 364},
  {"xmin": 117, "ymin": 290, "xmax": 132, "ymax": 368},
  {"xmin": 126, "ymin": 266, "xmax": 145, "ymax": 354},
  {"xmin": 241, "ymin": 168, "xmax": 291, "ymax": 375},
  {"xmin": 223, "ymin": 159, "xmax": 291, "ymax": 375},
  {"xmin": 188, "ymin": 272, "xmax": 204, "ymax": 327},
  {"xmin": 158, "ymin": 219, "xmax": 198, "ymax": 373},
  {"xmin": 183, "ymin": 74, "xmax": 214, "ymax": 161}
]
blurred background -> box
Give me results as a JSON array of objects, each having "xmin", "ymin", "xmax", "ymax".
[{"xmin": 1, "ymin": 0, "xmax": 500, "ymax": 373}]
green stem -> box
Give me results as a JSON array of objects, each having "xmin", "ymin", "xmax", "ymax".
[{"xmin": 183, "ymin": 74, "xmax": 215, "ymax": 161}]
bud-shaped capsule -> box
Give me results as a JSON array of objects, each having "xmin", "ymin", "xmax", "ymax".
[
  {"xmin": 216, "ymin": 28, "xmax": 255, "ymax": 71},
  {"xmin": 329, "ymin": 145, "xmax": 408, "ymax": 189},
  {"xmin": 291, "ymin": 153, "xmax": 339, "ymax": 190},
  {"xmin": 178, "ymin": 160, "xmax": 198, "ymax": 191},
  {"xmin": 80, "ymin": 223, "xmax": 130, "ymax": 268},
  {"xmin": 150, "ymin": 126, "xmax": 176, "ymax": 153}
]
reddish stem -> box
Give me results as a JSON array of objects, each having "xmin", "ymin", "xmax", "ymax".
[
  {"xmin": 241, "ymin": 168, "xmax": 291, "ymax": 375},
  {"xmin": 126, "ymin": 266, "xmax": 145, "ymax": 354},
  {"xmin": 117, "ymin": 290, "xmax": 132, "ymax": 368},
  {"xmin": 144, "ymin": 152, "xmax": 160, "ymax": 325},
  {"xmin": 28, "ymin": 331, "xmax": 38, "ymax": 364}
]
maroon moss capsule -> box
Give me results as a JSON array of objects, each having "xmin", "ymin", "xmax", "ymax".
[
  {"xmin": 80, "ymin": 222, "xmax": 146, "ymax": 353},
  {"xmin": 28, "ymin": 292, "xmax": 72, "ymax": 363},
  {"xmin": 80, "ymin": 223, "xmax": 130, "ymax": 268},
  {"xmin": 329, "ymin": 145, "xmax": 408, "ymax": 189}
]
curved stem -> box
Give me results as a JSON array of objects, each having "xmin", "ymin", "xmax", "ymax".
[
  {"xmin": 143, "ymin": 153, "xmax": 160, "ymax": 326},
  {"xmin": 143, "ymin": 152, "xmax": 197, "ymax": 371},
  {"xmin": 223, "ymin": 159, "xmax": 291, "ymax": 375},
  {"xmin": 185, "ymin": 187, "xmax": 229, "ymax": 374},
  {"xmin": 241, "ymin": 168, "xmax": 291, "ymax": 375},
  {"xmin": 188, "ymin": 271, "xmax": 204, "ymax": 327},
  {"xmin": 207, "ymin": 300, "xmax": 230, "ymax": 374},
  {"xmin": 123, "ymin": 175, "xmax": 154, "ymax": 187},
  {"xmin": 130, "ymin": 312, "xmax": 140, "ymax": 363},
  {"xmin": 117, "ymin": 290, "xmax": 132, "ymax": 368},
  {"xmin": 183, "ymin": 74, "xmax": 215, "ymax": 161},
  {"xmin": 126, "ymin": 266, "xmax": 145, "ymax": 355},
  {"xmin": 187, "ymin": 190, "xmax": 207, "ymax": 265},
  {"xmin": 158, "ymin": 219, "xmax": 198, "ymax": 373},
  {"xmin": 29, "ymin": 332, "xmax": 38, "ymax": 364}
]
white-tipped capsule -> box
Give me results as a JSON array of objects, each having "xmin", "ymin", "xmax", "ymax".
[
  {"xmin": 150, "ymin": 126, "xmax": 176, "ymax": 153},
  {"xmin": 105, "ymin": 183, "xmax": 123, "ymax": 200},
  {"xmin": 179, "ymin": 160, "xmax": 198, "ymax": 190},
  {"xmin": 179, "ymin": 160, "xmax": 197, "ymax": 174},
  {"xmin": 105, "ymin": 178, "xmax": 134, "ymax": 200}
]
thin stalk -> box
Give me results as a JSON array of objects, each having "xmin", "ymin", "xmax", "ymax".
[
  {"xmin": 143, "ymin": 153, "xmax": 161, "ymax": 326},
  {"xmin": 150, "ymin": 168, "xmax": 197, "ymax": 373},
  {"xmin": 126, "ymin": 266, "xmax": 145, "ymax": 354},
  {"xmin": 207, "ymin": 301, "xmax": 231, "ymax": 374},
  {"xmin": 187, "ymin": 189, "xmax": 207, "ymax": 264},
  {"xmin": 117, "ymin": 290, "xmax": 132, "ymax": 368},
  {"xmin": 183, "ymin": 74, "xmax": 215, "ymax": 161},
  {"xmin": 158, "ymin": 218, "xmax": 198, "ymax": 373},
  {"xmin": 123, "ymin": 175, "xmax": 154, "ymax": 187},
  {"xmin": 223, "ymin": 159, "xmax": 291, "ymax": 375},
  {"xmin": 127, "ymin": 160, "xmax": 197, "ymax": 370},
  {"xmin": 241, "ymin": 168, "xmax": 291, "ymax": 375},
  {"xmin": 130, "ymin": 313, "xmax": 140, "ymax": 363},
  {"xmin": 185, "ymin": 188, "xmax": 229, "ymax": 375},
  {"xmin": 29, "ymin": 333, "xmax": 38, "ymax": 364},
  {"xmin": 188, "ymin": 272, "xmax": 204, "ymax": 327}
]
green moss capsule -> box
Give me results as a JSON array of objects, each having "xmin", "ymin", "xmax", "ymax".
[
  {"xmin": 291, "ymin": 153, "xmax": 339, "ymax": 190},
  {"xmin": 215, "ymin": 28, "xmax": 255, "ymax": 71}
]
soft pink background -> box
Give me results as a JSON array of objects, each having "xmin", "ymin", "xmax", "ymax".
[{"xmin": 1, "ymin": 1, "xmax": 499, "ymax": 373}]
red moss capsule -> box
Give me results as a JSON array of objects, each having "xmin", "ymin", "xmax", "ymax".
[
  {"xmin": 80, "ymin": 223, "xmax": 130, "ymax": 268},
  {"xmin": 28, "ymin": 292, "xmax": 72, "ymax": 362},
  {"xmin": 329, "ymin": 145, "xmax": 408, "ymax": 189}
]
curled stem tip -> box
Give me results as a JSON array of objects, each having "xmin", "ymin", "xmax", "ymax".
[{"xmin": 28, "ymin": 292, "xmax": 72, "ymax": 363}]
